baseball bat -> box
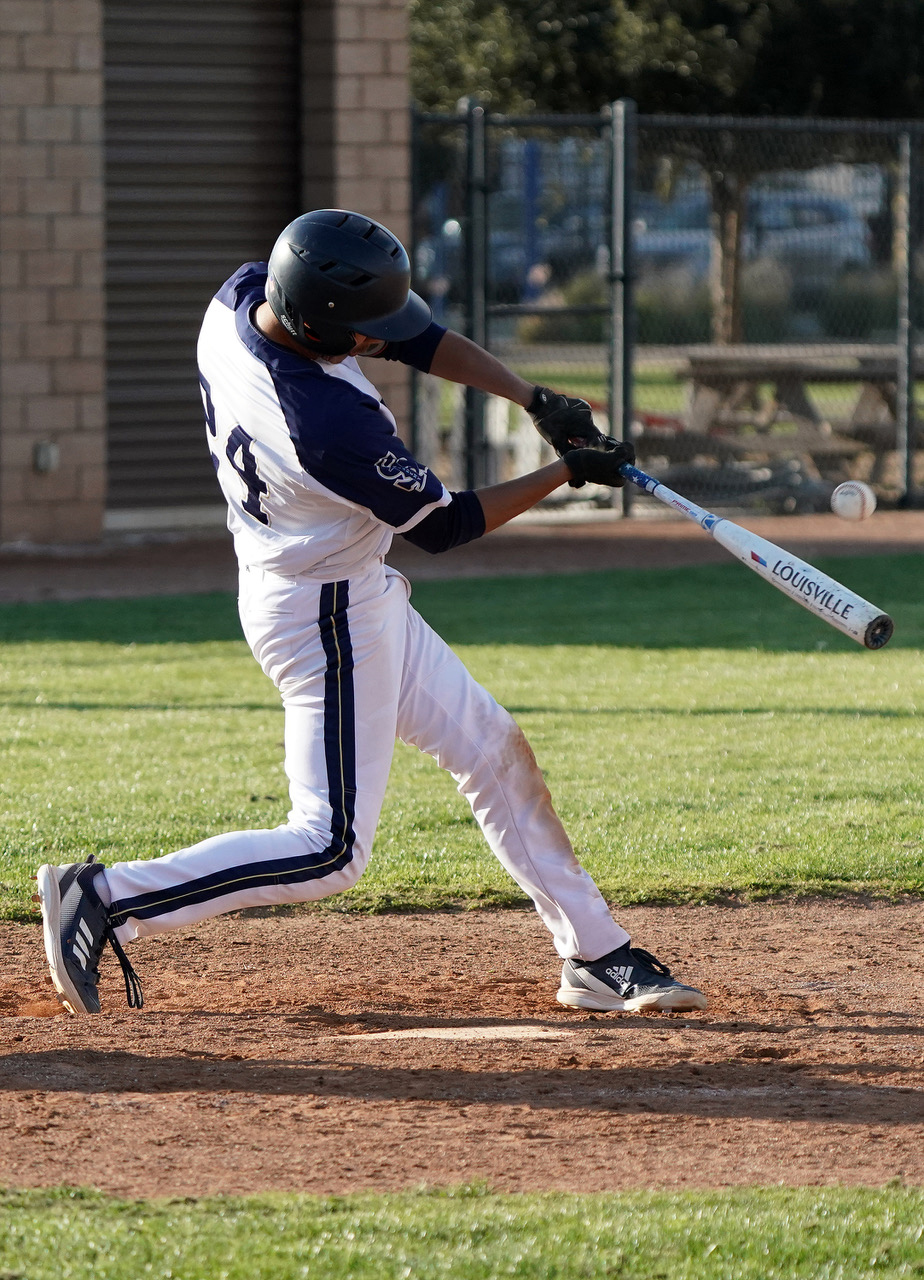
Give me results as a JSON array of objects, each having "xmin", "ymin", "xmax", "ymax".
[{"xmin": 619, "ymin": 462, "xmax": 894, "ymax": 649}]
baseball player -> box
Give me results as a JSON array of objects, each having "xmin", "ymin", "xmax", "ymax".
[{"xmin": 36, "ymin": 210, "xmax": 707, "ymax": 1018}]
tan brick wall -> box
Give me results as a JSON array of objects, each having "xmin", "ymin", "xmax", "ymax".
[
  {"xmin": 0, "ymin": 0, "xmax": 413, "ymax": 542},
  {"xmin": 301, "ymin": 0, "xmax": 413, "ymax": 430},
  {"xmin": 0, "ymin": 0, "xmax": 105, "ymax": 543}
]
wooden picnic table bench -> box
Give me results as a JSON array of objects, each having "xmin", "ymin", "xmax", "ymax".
[{"xmin": 680, "ymin": 343, "xmax": 922, "ymax": 480}]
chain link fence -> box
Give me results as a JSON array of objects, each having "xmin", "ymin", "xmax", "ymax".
[
  {"xmin": 411, "ymin": 105, "xmax": 924, "ymax": 515},
  {"xmin": 411, "ymin": 105, "xmax": 617, "ymax": 504}
]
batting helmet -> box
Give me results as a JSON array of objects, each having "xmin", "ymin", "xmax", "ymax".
[{"xmin": 265, "ymin": 209, "xmax": 431, "ymax": 356}]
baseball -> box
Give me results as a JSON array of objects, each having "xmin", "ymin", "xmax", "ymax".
[{"xmin": 831, "ymin": 481, "xmax": 877, "ymax": 521}]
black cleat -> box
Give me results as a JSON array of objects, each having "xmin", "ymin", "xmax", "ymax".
[
  {"xmin": 558, "ymin": 941, "xmax": 707, "ymax": 1012},
  {"xmin": 35, "ymin": 856, "xmax": 143, "ymax": 1015}
]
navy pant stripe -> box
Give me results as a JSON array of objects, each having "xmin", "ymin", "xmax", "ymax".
[
  {"xmin": 109, "ymin": 581, "xmax": 357, "ymax": 926},
  {"xmin": 318, "ymin": 580, "xmax": 357, "ymax": 858}
]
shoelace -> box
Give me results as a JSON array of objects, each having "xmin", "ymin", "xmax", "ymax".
[
  {"xmin": 81, "ymin": 856, "xmax": 144, "ymax": 1009},
  {"xmin": 625, "ymin": 946, "xmax": 671, "ymax": 977},
  {"xmin": 106, "ymin": 929, "xmax": 144, "ymax": 1009}
]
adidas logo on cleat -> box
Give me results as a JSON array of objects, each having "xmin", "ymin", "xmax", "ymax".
[
  {"xmin": 604, "ymin": 963, "xmax": 633, "ymax": 992},
  {"xmin": 71, "ymin": 920, "xmax": 95, "ymax": 971}
]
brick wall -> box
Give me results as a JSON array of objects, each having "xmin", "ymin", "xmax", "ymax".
[
  {"xmin": 302, "ymin": 0, "xmax": 414, "ymax": 429},
  {"xmin": 0, "ymin": 0, "xmax": 414, "ymax": 543},
  {"xmin": 0, "ymin": 0, "xmax": 106, "ymax": 543}
]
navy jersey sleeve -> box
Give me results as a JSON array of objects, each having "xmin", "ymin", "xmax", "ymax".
[
  {"xmin": 269, "ymin": 365, "xmax": 448, "ymax": 531},
  {"xmin": 374, "ymin": 322, "xmax": 446, "ymax": 373},
  {"xmin": 401, "ymin": 490, "xmax": 485, "ymax": 553}
]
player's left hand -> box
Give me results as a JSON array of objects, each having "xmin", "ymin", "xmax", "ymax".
[
  {"xmin": 563, "ymin": 437, "xmax": 636, "ymax": 489},
  {"xmin": 527, "ymin": 385, "xmax": 607, "ymax": 456}
]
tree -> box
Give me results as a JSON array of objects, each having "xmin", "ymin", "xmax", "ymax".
[
  {"xmin": 627, "ymin": 1, "xmax": 924, "ymax": 338},
  {"xmin": 412, "ymin": 0, "xmax": 924, "ymax": 119},
  {"xmin": 410, "ymin": 0, "xmax": 637, "ymax": 114},
  {"xmin": 410, "ymin": 0, "xmax": 924, "ymax": 340},
  {"xmin": 410, "ymin": 0, "xmax": 531, "ymax": 113}
]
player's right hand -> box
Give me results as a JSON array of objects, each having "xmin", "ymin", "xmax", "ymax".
[
  {"xmin": 527, "ymin": 385, "xmax": 608, "ymax": 456},
  {"xmin": 563, "ymin": 438, "xmax": 635, "ymax": 489}
]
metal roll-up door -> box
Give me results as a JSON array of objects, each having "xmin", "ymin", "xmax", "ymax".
[{"xmin": 105, "ymin": 0, "xmax": 301, "ymax": 512}]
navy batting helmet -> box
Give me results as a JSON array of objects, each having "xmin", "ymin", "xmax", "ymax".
[{"xmin": 265, "ymin": 209, "xmax": 431, "ymax": 356}]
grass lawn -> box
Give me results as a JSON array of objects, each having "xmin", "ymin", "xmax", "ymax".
[
  {"xmin": 3, "ymin": 1184, "xmax": 924, "ymax": 1279},
  {"xmin": 1, "ymin": 553, "xmax": 922, "ymax": 920},
  {"xmin": 513, "ymin": 364, "xmax": 689, "ymax": 414},
  {"xmin": 2, "ymin": 560, "xmax": 923, "ymax": 1270},
  {"xmin": 511, "ymin": 363, "xmax": 924, "ymax": 422}
]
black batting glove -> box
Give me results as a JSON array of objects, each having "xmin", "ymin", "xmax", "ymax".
[
  {"xmin": 527, "ymin": 384, "xmax": 608, "ymax": 456},
  {"xmin": 563, "ymin": 437, "xmax": 636, "ymax": 489}
]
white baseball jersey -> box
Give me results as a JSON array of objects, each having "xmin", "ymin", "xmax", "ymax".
[{"xmin": 197, "ymin": 263, "xmax": 451, "ymax": 579}]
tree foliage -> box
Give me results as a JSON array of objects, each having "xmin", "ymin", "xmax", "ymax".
[{"xmin": 410, "ymin": 0, "xmax": 924, "ymax": 120}]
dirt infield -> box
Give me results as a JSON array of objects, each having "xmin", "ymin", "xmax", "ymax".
[
  {"xmin": 2, "ymin": 902, "xmax": 924, "ymax": 1197},
  {"xmin": 1, "ymin": 512, "xmax": 923, "ymax": 1196}
]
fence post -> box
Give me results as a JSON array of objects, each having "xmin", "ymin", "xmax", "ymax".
[
  {"xmin": 409, "ymin": 104, "xmax": 420, "ymax": 459},
  {"xmin": 608, "ymin": 99, "xmax": 637, "ymax": 516},
  {"xmin": 463, "ymin": 98, "xmax": 489, "ymax": 488},
  {"xmin": 895, "ymin": 132, "xmax": 916, "ymax": 507}
]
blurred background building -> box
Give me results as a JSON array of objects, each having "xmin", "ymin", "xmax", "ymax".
[{"xmin": 0, "ymin": 0, "xmax": 413, "ymax": 544}]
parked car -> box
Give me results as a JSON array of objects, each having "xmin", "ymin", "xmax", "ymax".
[
  {"xmin": 415, "ymin": 187, "xmax": 872, "ymax": 306},
  {"xmin": 632, "ymin": 190, "xmax": 872, "ymax": 292},
  {"xmin": 414, "ymin": 192, "xmax": 605, "ymax": 306}
]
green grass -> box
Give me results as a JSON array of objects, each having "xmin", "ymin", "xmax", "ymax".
[
  {"xmin": 1, "ymin": 556, "xmax": 922, "ymax": 920},
  {"xmin": 3, "ymin": 574, "xmax": 924, "ymax": 1265},
  {"xmin": 2, "ymin": 1185, "xmax": 924, "ymax": 1279},
  {"xmin": 511, "ymin": 364, "xmax": 924, "ymax": 422},
  {"xmin": 513, "ymin": 364, "xmax": 689, "ymax": 414}
]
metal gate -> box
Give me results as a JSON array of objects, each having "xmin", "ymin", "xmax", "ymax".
[{"xmin": 104, "ymin": 0, "xmax": 301, "ymax": 512}]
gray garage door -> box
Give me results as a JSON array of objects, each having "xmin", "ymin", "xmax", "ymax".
[{"xmin": 105, "ymin": 0, "xmax": 301, "ymax": 510}]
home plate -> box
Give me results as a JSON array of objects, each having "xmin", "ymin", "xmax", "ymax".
[{"xmin": 340, "ymin": 1025, "xmax": 575, "ymax": 1042}]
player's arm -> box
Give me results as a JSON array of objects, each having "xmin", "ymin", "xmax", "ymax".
[
  {"xmin": 404, "ymin": 444, "xmax": 634, "ymax": 552},
  {"xmin": 404, "ymin": 460, "xmax": 568, "ymax": 554},
  {"xmin": 428, "ymin": 330, "xmax": 611, "ymax": 457},
  {"xmin": 472, "ymin": 442, "xmax": 639, "ymax": 533},
  {"xmin": 426, "ymin": 329, "xmax": 534, "ymax": 407},
  {"xmin": 381, "ymin": 327, "xmax": 611, "ymax": 456},
  {"xmin": 474, "ymin": 460, "xmax": 571, "ymax": 533}
]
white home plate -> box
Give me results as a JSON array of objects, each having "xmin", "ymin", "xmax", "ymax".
[{"xmin": 340, "ymin": 1025, "xmax": 575, "ymax": 1042}]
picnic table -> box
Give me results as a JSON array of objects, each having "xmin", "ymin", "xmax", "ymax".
[
  {"xmin": 678, "ymin": 342, "xmax": 920, "ymax": 480},
  {"xmin": 492, "ymin": 339, "xmax": 920, "ymax": 488}
]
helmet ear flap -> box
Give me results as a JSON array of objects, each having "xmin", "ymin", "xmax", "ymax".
[
  {"xmin": 265, "ymin": 273, "xmax": 298, "ymax": 335},
  {"xmin": 265, "ymin": 271, "xmax": 355, "ymax": 356}
]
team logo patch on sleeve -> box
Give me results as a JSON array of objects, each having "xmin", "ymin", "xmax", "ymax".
[{"xmin": 374, "ymin": 451, "xmax": 429, "ymax": 492}]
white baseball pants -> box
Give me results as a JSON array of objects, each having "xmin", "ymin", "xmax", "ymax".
[{"xmin": 103, "ymin": 561, "xmax": 627, "ymax": 961}]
